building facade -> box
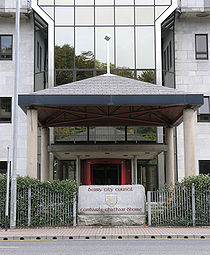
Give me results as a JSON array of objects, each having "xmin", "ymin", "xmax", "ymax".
[{"xmin": 0, "ymin": 0, "xmax": 208, "ymax": 191}]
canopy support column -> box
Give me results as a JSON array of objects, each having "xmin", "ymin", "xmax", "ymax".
[
  {"xmin": 183, "ymin": 108, "xmax": 196, "ymax": 177},
  {"xmin": 41, "ymin": 127, "xmax": 49, "ymax": 181},
  {"xmin": 27, "ymin": 109, "xmax": 38, "ymax": 178},
  {"xmin": 165, "ymin": 127, "xmax": 175, "ymax": 185}
]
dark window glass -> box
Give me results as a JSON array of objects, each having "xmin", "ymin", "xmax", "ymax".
[
  {"xmin": 37, "ymin": 41, "xmax": 40, "ymax": 68},
  {"xmin": 198, "ymin": 96, "xmax": 210, "ymax": 122},
  {"xmin": 169, "ymin": 41, "xmax": 172, "ymax": 68},
  {"xmin": 40, "ymin": 46, "xmax": 42, "ymax": 71},
  {"xmin": 0, "ymin": 98, "xmax": 12, "ymax": 123},
  {"xmin": 166, "ymin": 45, "xmax": 169, "ymax": 71},
  {"xmin": 0, "ymin": 161, "xmax": 7, "ymax": 174},
  {"xmin": 199, "ymin": 160, "xmax": 210, "ymax": 175},
  {"xmin": 195, "ymin": 34, "xmax": 208, "ymax": 60},
  {"xmin": 0, "ymin": 35, "xmax": 12, "ymax": 60}
]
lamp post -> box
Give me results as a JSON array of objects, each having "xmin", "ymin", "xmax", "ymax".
[
  {"xmin": 10, "ymin": 0, "xmax": 20, "ymax": 228},
  {"xmin": 104, "ymin": 35, "xmax": 111, "ymax": 74}
]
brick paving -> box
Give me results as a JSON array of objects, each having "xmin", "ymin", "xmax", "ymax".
[{"xmin": 0, "ymin": 226, "xmax": 210, "ymax": 240}]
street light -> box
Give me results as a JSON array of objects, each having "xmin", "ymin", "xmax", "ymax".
[{"xmin": 104, "ymin": 35, "xmax": 111, "ymax": 75}]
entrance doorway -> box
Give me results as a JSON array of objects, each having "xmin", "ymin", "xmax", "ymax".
[{"xmin": 91, "ymin": 164, "xmax": 121, "ymax": 185}]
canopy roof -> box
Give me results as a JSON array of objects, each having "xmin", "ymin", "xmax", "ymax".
[{"xmin": 19, "ymin": 74, "xmax": 203, "ymax": 127}]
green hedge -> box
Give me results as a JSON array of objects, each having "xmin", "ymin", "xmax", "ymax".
[{"xmin": 0, "ymin": 174, "xmax": 77, "ymax": 228}]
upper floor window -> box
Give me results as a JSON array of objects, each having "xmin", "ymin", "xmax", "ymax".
[
  {"xmin": 197, "ymin": 96, "xmax": 210, "ymax": 122},
  {"xmin": 0, "ymin": 98, "xmax": 12, "ymax": 123},
  {"xmin": 195, "ymin": 34, "xmax": 208, "ymax": 60},
  {"xmin": 0, "ymin": 35, "xmax": 12, "ymax": 60}
]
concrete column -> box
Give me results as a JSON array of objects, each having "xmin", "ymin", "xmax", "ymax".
[
  {"xmin": 76, "ymin": 156, "xmax": 80, "ymax": 186},
  {"xmin": 41, "ymin": 127, "xmax": 49, "ymax": 181},
  {"xmin": 165, "ymin": 127, "xmax": 175, "ymax": 185},
  {"xmin": 27, "ymin": 109, "xmax": 38, "ymax": 178},
  {"xmin": 183, "ymin": 108, "xmax": 196, "ymax": 177}
]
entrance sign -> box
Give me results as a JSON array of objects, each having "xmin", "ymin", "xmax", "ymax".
[{"xmin": 78, "ymin": 185, "xmax": 145, "ymax": 215}]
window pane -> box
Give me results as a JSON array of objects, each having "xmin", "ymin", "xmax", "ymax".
[
  {"xmin": 136, "ymin": 27, "xmax": 155, "ymax": 69},
  {"xmin": 55, "ymin": 0, "xmax": 74, "ymax": 4},
  {"xmin": 55, "ymin": 27, "xmax": 74, "ymax": 69},
  {"xmin": 137, "ymin": 70, "xmax": 155, "ymax": 84},
  {"xmin": 55, "ymin": 7, "xmax": 74, "ymax": 25},
  {"xmin": 115, "ymin": 7, "xmax": 134, "ymax": 25},
  {"xmin": 95, "ymin": 0, "xmax": 114, "ymax": 4},
  {"xmin": 135, "ymin": 0, "xmax": 154, "ymax": 4},
  {"xmin": 0, "ymin": 161, "xmax": 7, "ymax": 174},
  {"xmin": 95, "ymin": 7, "xmax": 114, "ymax": 25},
  {"xmin": 95, "ymin": 27, "xmax": 114, "ymax": 68},
  {"xmin": 155, "ymin": 0, "xmax": 171, "ymax": 5},
  {"xmin": 196, "ymin": 35, "xmax": 207, "ymax": 52},
  {"xmin": 75, "ymin": 7, "xmax": 94, "ymax": 25},
  {"xmin": 0, "ymin": 98, "xmax": 11, "ymax": 122},
  {"xmin": 75, "ymin": 0, "xmax": 94, "ymax": 5},
  {"xmin": 155, "ymin": 6, "xmax": 168, "ymax": 19},
  {"xmin": 115, "ymin": 0, "xmax": 134, "ymax": 4},
  {"xmin": 75, "ymin": 27, "xmax": 94, "ymax": 68},
  {"xmin": 199, "ymin": 97, "xmax": 210, "ymax": 114},
  {"xmin": 56, "ymin": 71, "xmax": 73, "ymax": 86},
  {"xmin": 135, "ymin": 7, "xmax": 154, "ymax": 25},
  {"xmin": 41, "ymin": 7, "xmax": 54, "ymax": 19},
  {"xmin": 116, "ymin": 27, "xmax": 134, "ymax": 68},
  {"xmin": 39, "ymin": 0, "xmax": 54, "ymax": 5},
  {"xmin": 76, "ymin": 71, "xmax": 94, "ymax": 81},
  {"xmin": 0, "ymin": 35, "xmax": 12, "ymax": 60}
]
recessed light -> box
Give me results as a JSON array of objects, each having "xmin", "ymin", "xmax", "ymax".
[
  {"xmin": 64, "ymin": 152, "xmax": 70, "ymax": 155},
  {"xmin": 196, "ymin": 12, "xmax": 209, "ymax": 17},
  {"xmin": 105, "ymin": 152, "xmax": 110, "ymax": 155}
]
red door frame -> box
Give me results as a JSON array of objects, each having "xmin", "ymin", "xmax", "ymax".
[{"xmin": 85, "ymin": 158, "xmax": 127, "ymax": 185}]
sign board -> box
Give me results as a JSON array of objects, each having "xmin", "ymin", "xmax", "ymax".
[{"xmin": 78, "ymin": 185, "xmax": 145, "ymax": 215}]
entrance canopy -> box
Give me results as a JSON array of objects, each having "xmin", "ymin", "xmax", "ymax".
[{"xmin": 19, "ymin": 74, "xmax": 203, "ymax": 127}]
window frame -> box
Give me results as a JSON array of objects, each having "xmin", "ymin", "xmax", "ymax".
[
  {"xmin": 0, "ymin": 35, "xmax": 13, "ymax": 60},
  {"xmin": 195, "ymin": 34, "xmax": 208, "ymax": 60},
  {"xmin": 0, "ymin": 97, "xmax": 12, "ymax": 123},
  {"xmin": 197, "ymin": 96, "xmax": 210, "ymax": 122}
]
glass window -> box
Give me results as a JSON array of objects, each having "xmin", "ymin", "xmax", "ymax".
[
  {"xmin": 76, "ymin": 71, "xmax": 94, "ymax": 81},
  {"xmin": 55, "ymin": 27, "xmax": 74, "ymax": 69},
  {"xmin": 0, "ymin": 98, "xmax": 11, "ymax": 123},
  {"xmin": 95, "ymin": 7, "xmax": 114, "ymax": 25},
  {"xmin": 75, "ymin": 27, "xmax": 94, "ymax": 68},
  {"xmin": 0, "ymin": 161, "xmax": 7, "ymax": 174},
  {"xmin": 198, "ymin": 96, "xmax": 210, "ymax": 122},
  {"xmin": 95, "ymin": 27, "xmax": 114, "ymax": 68},
  {"xmin": 56, "ymin": 71, "xmax": 73, "ymax": 86},
  {"xmin": 75, "ymin": 7, "xmax": 94, "ymax": 26},
  {"xmin": 55, "ymin": 7, "xmax": 74, "ymax": 25},
  {"xmin": 39, "ymin": 0, "xmax": 54, "ymax": 5},
  {"xmin": 115, "ymin": 0, "xmax": 134, "ymax": 4},
  {"xmin": 0, "ymin": 35, "xmax": 12, "ymax": 60},
  {"xmin": 135, "ymin": 0, "xmax": 154, "ymax": 4},
  {"xmin": 155, "ymin": 6, "xmax": 168, "ymax": 19},
  {"xmin": 75, "ymin": 0, "xmax": 94, "ymax": 5},
  {"xmin": 41, "ymin": 7, "xmax": 54, "ymax": 19},
  {"xmin": 55, "ymin": 0, "xmax": 74, "ymax": 4},
  {"xmin": 95, "ymin": 0, "xmax": 114, "ymax": 4},
  {"xmin": 115, "ymin": 7, "xmax": 134, "ymax": 25},
  {"xmin": 135, "ymin": 7, "xmax": 154, "ymax": 25},
  {"xmin": 195, "ymin": 34, "xmax": 208, "ymax": 60},
  {"xmin": 116, "ymin": 27, "xmax": 134, "ymax": 69},
  {"xmin": 136, "ymin": 27, "xmax": 155, "ymax": 69},
  {"xmin": 169, "ymin": 41, "xmax": 172, "ymax": 68},
  {"xmin": 199, "ymin": 160, "xmax": 210, "ymax": 175},
  {"xmin": 137, "ymin": 70, "xmax": 155, "ymax": 84},
  {"xmin": 155, "ymin": 0, "xmax": 171, "ymax": 5}
]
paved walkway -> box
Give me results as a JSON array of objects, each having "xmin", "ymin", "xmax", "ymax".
[{"xmin": 0, "ymin": 226, "xmax": 210, "ymax": 240}]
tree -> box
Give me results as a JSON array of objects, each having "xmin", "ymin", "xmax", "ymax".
[{"xmin": 138, "ymin": 70, "xmax": 155, "ymax": 84}]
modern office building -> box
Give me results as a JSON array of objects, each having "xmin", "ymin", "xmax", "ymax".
[{"xmin": 0, "ymin": 0, "xmax": 208, "ymax": 191}]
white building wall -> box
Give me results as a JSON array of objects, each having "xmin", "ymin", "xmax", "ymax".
[
  {"xmin": 0, "ymin": 14, "xmax": 34, "ymax": 176},
  {"xmin": 175, "ymin": 16, "xmax": 210, "ymax": 179}
]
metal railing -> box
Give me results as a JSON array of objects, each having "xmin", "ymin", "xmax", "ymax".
[
  {"xmin": 147, "ymin": 184, "xmax": 209, "ymax": 226},
  {"xmin": 0, "ymin": 186, "xmax": 76, "ymax": 228}
]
